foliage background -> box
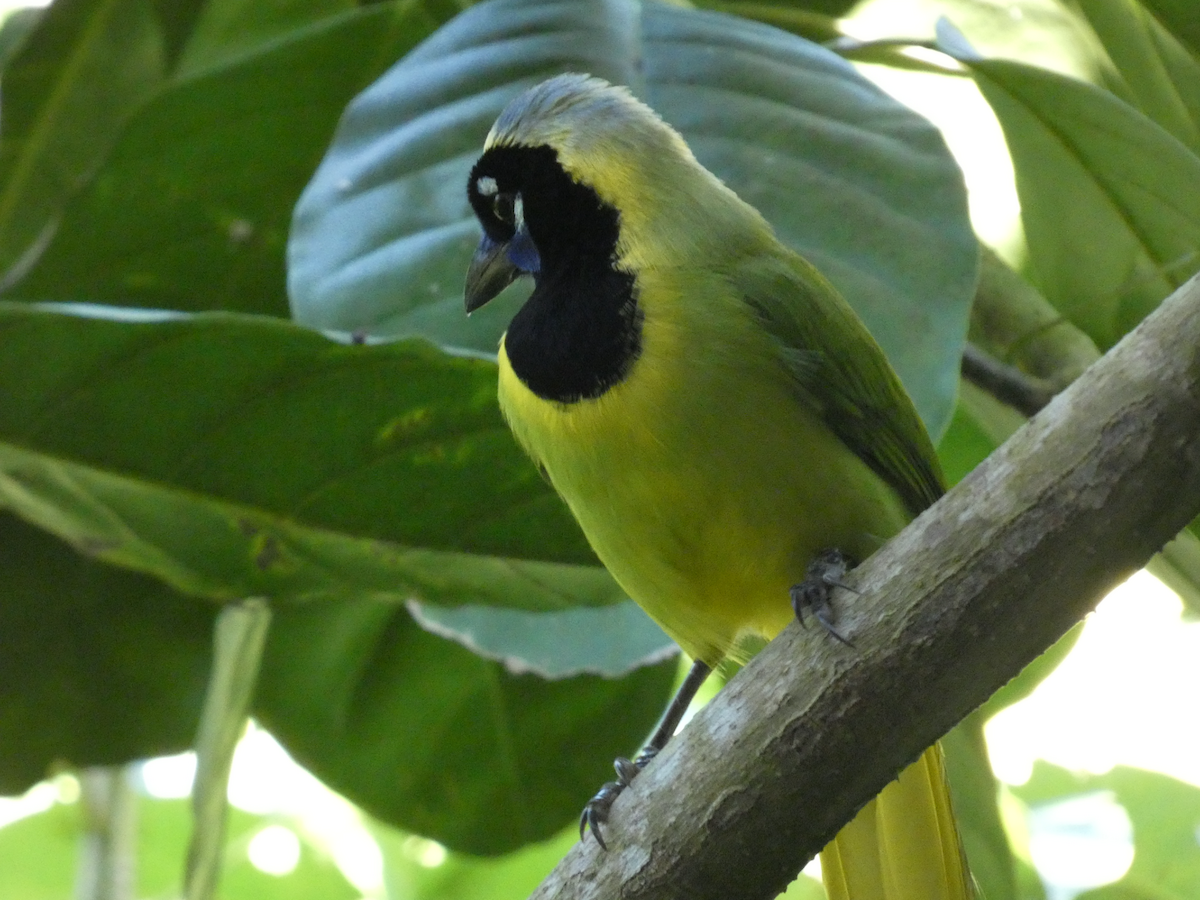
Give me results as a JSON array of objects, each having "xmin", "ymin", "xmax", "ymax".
[{"xmin": 2, "ymin": 0, "xmax": 1200, "ymax": 898}]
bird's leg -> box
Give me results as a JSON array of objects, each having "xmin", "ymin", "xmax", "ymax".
[
  {"xmin": 790, "ymin": 547, "xmax": 858, "ymax": 647},
  {"xmin": 580, "ymin": 657, "xmax": 712, "ymax": 849}
]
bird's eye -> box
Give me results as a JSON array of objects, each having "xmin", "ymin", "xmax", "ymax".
[{"xmin": 492, "ymin": 193, "xmax": 516, "ymax": 224}]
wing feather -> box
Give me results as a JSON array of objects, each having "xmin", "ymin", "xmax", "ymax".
[{"xmin": 732, "ymin": 250, "xmax": 945, "ymax": 517}]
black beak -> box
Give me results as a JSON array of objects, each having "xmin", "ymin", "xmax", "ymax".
[{"xmin": 464, "ymin": 235, "xmax": 520, "ymax": 313}]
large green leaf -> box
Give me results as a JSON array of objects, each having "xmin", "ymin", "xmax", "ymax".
[
  {"xmin": 145, "ymin": 0, "xmax": 209, "ymax": 70},
  {"xmin": 0, "ymin": 513, "xmax": 213, "ymax": 793},
  {"xmin": 0, "ymin": 302, "xmax": 616, "ymax": 611},
  {"xmin": 943, "ymin": 717, "xmax": 1020, "ymax": 900},
  {"xmin": 941, "ymin": 37, "xmax": 1200, "ymax": 348},
  {"xmin": 1074, "ymin": 0, "xmax": 1200, "ymax": 155},
  {"xmin": 1140, "ymin": 0, "xmax": 1200, "ymax": 57},
  {"xmin": 714, "ymin": 0, "xmax": 857, "ymax": 17},
  {"xmin": 694, "ymin": 2, "xmax": 842, "ymax": 44},
  {"xmin": 289, "ymin": 0, "xmax": 977, "ymax": 436},
  {"xmin": 0, "ymin": 0, "xmax": 164, "ymax": 285},
  {"xmin": 407, "ymin": 599, "xmax": 674, "ymax": 678},
  {"xmin": 8, "ymin": 1, "xmax": 450, "ymax": 316},
  {"xmin": 257, "ymin": 596, "xmax": 677, "ymax": 853},
  {"xmin": 172, "ymin": 0, "xmax": 355, "ymax": 77},
  {"xmin": 0, "ymin": 300, "xmax": 678, "ymax": 833}
]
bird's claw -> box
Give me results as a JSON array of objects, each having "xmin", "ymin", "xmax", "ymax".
[
  {"xmin": 790, "ymin": 548, "xmax": 857, "ymax": 647},
  {"xmin": 579, "ymin": 752, "xmax": 652, "ymax": 849},
  {"xmin": 579, "ymin": 780, "xmax": 621, "ymax": 850}
]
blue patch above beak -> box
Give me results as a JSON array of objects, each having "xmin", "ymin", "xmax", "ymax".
[{"xmin": 506, "ymin": 223, "xmax": 541, "ymax": 274}]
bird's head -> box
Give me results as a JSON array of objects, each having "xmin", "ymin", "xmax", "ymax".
[{"xmin": 463, "ymin": 73, "xmax": 719, "ymax": 313}]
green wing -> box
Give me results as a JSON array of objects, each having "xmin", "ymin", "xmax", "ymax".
[{"xmin": 732, "ymin": 249, "xmax": 946, "ymax": 517}]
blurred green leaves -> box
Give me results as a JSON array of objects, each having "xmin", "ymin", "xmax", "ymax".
[
  {"xmin": 1013, "ymin": 762, "xmax": 1200, "ymax": 899},
  {"xmin": 939, "ymin": 16, "xmax": 1200, "ymax": 350},
  {"xmin": 970, "ymin": 59, "xmax": 1200, "ymax": 347},
  {"xmin": 0, "ymin": 791, "xmax": 361, "ymax": 900}
]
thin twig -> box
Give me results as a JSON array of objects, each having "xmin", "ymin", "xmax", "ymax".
[
  {"xmin": 960, "ymin": 342, "xmax": 1058, "ymax": 417},
  {"xmin": 76, "ymin": 766, "xmax": 136, "ymax": 900},
  {"xmin": 184, "ymin": 598, "xmax": 272, "ymax": 900}
]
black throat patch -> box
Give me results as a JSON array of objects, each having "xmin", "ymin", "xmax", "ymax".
[{"xmin": 469, "ymin": 144, "xmax": 642, "ymax": 404}]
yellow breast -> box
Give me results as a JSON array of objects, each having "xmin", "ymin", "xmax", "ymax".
[{"xmin": 497, "ymin": 270, "xmax": 910, "ymax": 664}]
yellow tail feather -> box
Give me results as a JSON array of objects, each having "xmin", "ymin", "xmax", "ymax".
[{"xmin": 819, "ymin": 745, "xmax": 972, "ymax": 900}]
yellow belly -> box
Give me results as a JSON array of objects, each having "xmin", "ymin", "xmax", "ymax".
[{"xmin": 497, "ymin": 276, "xmax": 911, "ymax": 664}]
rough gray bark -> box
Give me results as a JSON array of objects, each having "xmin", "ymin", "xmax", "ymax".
[{"xmin": 530, "ymin": 272, "xmax": 1200, "ymax": 900}]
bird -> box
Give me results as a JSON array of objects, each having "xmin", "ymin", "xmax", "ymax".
[{"xmin": 463, "ymin": 72, "xmax": 971, "ymax": 900}]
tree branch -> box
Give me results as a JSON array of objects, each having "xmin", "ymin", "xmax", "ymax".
[{"xmin": 530, "ymin": 273, "xmax": 1200, "ymax": 900}]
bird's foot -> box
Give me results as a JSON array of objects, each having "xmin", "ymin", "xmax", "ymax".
[
  {"xmin": 579, "ymin": 748, "xmax": 657, "ymax": 849},
  {"xmin": 790, "ymin": 548, "xmax": 858, "ymax": 647}
]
